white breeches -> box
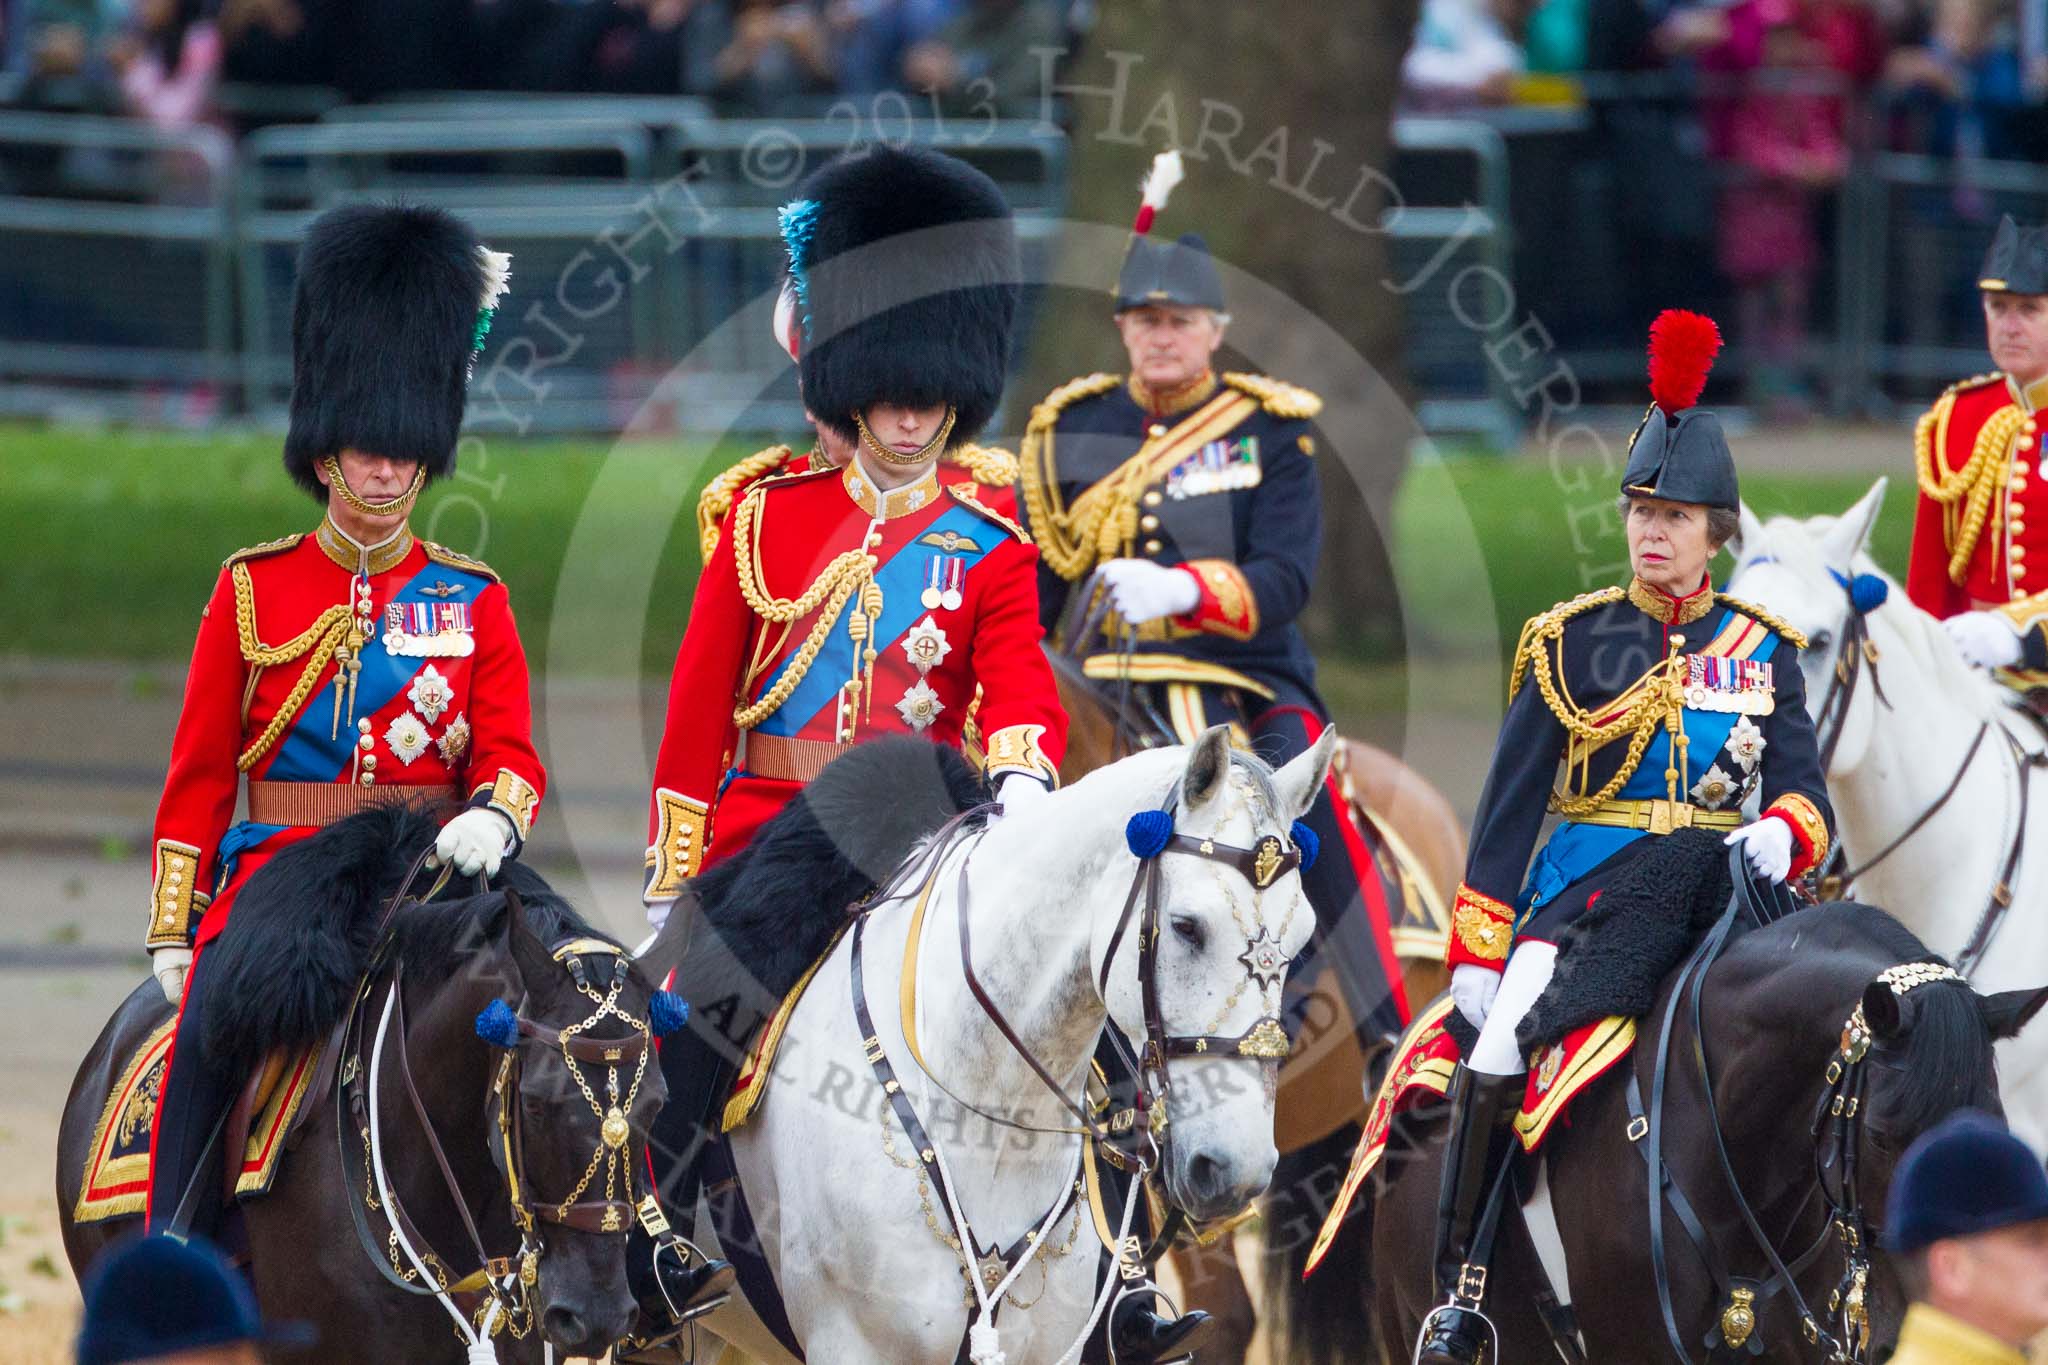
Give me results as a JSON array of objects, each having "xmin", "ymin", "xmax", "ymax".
[{"xmin": 1467, "ymin": 941, "xmax": 1558, "ymax": 1076}]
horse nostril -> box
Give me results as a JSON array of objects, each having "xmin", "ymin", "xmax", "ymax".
[
  {"xmin": 1188, "ymin": 1153, "xmax": 1224, "ymax": 1200},
  {"xmin": 542, "ymin": 1306, "xmax": 590, "ymax": 1350}
]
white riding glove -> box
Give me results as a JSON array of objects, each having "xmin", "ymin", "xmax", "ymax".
[
  {"xmin": 435, "ymin": 808, "xmax": 516, "ymax": 879},
  {"xmin": 152, "ymin": 945, "xmax": 193, "ymax": 1006},
  {"xmin": 1945, "ymin": 610, "xmax": 2024, "ymax": 670},
  {"xmin": 992, "ymin": 773, "xmax": 1051, "ymax": 821},
  {"xmin": 646, "ymin": 898, "xmax": 675, "ymax": 932},
  {"xmin": 1725, "ymin": 817, "xmax": 1795, "ymax": 883},
  {"xmin": 1450, "ymin": 963, "xmax": 1500, "ymax": 1031},
  {"xmin": 1099, "ymin": 559, "xmax": 1200, "ymax": 626}
]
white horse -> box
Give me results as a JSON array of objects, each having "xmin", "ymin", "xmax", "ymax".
[
  {"xmin": 1726, "ymin": 478, "xmax": 2048, "ymax": 1147},
  {"xmin": 689, "ymin": 726, "xmax": 1332, "ymax": 1363}
]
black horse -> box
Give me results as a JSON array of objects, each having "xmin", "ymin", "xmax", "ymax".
[
  {"xmin": 57, "ymin": 807, "xmax": 670, "ymax": 1362},
  {"xmin": 1272, "ymin": 900, "xmax": 2048, "ymax": 1363}
]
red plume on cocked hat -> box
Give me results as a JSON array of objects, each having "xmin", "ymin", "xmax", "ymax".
[{"xmin": 1622, "ymin": 309, "xmax": 1738, "ymax": 512}]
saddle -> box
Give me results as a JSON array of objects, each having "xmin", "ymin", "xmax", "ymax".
[{"xmin": 72, "ymin": 1025, "xmax": 340, "ymax": 1225}]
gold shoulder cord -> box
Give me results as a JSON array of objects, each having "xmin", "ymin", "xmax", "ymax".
[
  {"xmin": 1713, "ymin": 594, "xmax": 1808, "ymax": 650},
  {"xmin": 728, "ymin": 487, "xmax": 880, "ymax": 730},
  {"xmin": 1220, "ymin": 371, "xmax": 1324, "ymax": 420},
  {"xmin": 699, "ymin": 446, "xmax": 797, "ymax": 561},
  {"xmin": 944, "ymin": 443, "xmax": 1019, "ymax": 487},
  {"xmin": 1017, "ymin": 373, "xmax": 1123, "ymax": 582},
  {"xmin": 1915, "ymin": 390, "xmax": 2026, "ymax": 587},
  {"xmin": 230, "ymin": 562, "xmax": 354, "ymax": 772},
  {"xmin": 1509, "ymin": 587, "xmax": 1696, "ymax": 815}
]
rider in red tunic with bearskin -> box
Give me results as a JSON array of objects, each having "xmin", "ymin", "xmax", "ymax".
[{"xmin": 144, "ymin": 205, "xmax": 546, "ymax": 1235}]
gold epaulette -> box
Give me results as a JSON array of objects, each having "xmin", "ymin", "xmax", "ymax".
[
  {"xmin": 1222, "ymin": 371, "xmax": 1323, "ymax": 421},
  {"xmin": 1714, "ymin": 593, "xmax": 1809, "ymax": 650},
  {"xmin": 1027, "ymin": 372, "xmax": 1121, "ymax": 432},
  {"xmin": 221, "ymin": 533, "xmax": 303, "ymax": 569},
  {"xmin": 1507, "ymin": 587, "xmax": 1626, "ymax": 703},
  {"xmin": 946, "ymin": 485, "xmax": 1029, "ymax": 543},
  {"xmin": 422, "ymin": 540, "xmax": 501, "ymax": 584},
  {"xmin": 698, "ymin": 445, "xmax": 797, "ymax": 561},
  {"xmin": 943, "ymin": 443, "xmax": 1019, "ymax": 487}
]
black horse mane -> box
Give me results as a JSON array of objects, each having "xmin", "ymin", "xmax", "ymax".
[
  {"xmin": 689, "ymin": 736, "xmax": 987, "ymax": 1001},
  {"xmin": 201, "ymin": 805, "xmax": 611, "ymax": 1078},
  {"xmin": 1752, "ymin": 900, "xmax": 1999, "ymax": 1138}
]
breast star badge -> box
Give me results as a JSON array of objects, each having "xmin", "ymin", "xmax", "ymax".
[
  {"xmin": 437, "ymin": 711, "xmax": 471, "ymax": 763},
  {"xmin": 384, "ymin": 712, "xmax": 431, "ymax": 767},
  {"xmin": 895, "ymin": 678, "xmax": 944, "ymax": 732},
  {"xmin": 407, "ymin": 665, "xmax": 453, "ymax": 725},
  {"xmin": 900, "ymin": 615, "xmax": 952, "ymax": 674}
]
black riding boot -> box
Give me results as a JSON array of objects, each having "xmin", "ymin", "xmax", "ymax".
[
  {"xmin": 615, "ymin": 1203, "xmax": 736, "ymax": 1363},
  {"xmin": 1414, "ymin": 1064, "xmax": 1521, "ymax": 1365},
  {"xmin": 1107, "ymin": 1286, "xmax": 1214, "ymax": 1364},
  {"xmin": 147, "ymin": 953, "xmax": 235, "ymax": 1238}
]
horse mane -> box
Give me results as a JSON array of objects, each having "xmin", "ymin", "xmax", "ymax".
[
  {"xmin": 1752, "ymin": 901, "xmax": 1999, "ymax": 1137},
  {"xmin": 1741, "ymin": 512, "xmax": 2010, "ymax": 719},
  {"xmin": 201, "ymin": 805, "xmax": 607, "ymax": 1079},
  {"xmin": 691, "ymin": 736, "xmax": 989, "ymax": 1001}
]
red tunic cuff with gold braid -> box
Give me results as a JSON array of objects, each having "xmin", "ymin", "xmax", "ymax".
[
  {"xmin": 1762, "ymin": 793, "xmax": 1829, "ymax": 878},
  {"xmin": 645, "ymin": 788, "xmax": 711, "ymax": 903},
  {"xmin": 469, "ymin": 768, "xmax": 541, "ymax": 852},
  {"xmin": 146, "ymin": 838, "xmax": 212, "ymax": 949},
  {"xmin": 982, "ymin": 724, "xmax": 1059, "ymax": 786},
  {"xmin": 1447, "ymin": 882, "xmax": 1515, "ymax": 972},
  {"xmin": 1170, "ymin": 560, "xmax": 1260, "ymax": 642}
]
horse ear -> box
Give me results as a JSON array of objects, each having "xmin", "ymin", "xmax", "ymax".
[
  {"xmin": 1734, "ymin": 500, "xmax": 1764, "ymax": 559},
  {"xmin": 1978, "ymin": 984, "xmax": 2048, "ymax": 1041},
  {"xmin": 1819, "ymin": 477, "xmax": 1888, "ymax": 569},
  {"xmin": 1272, "ymin": 727, "xmax": 1339, "ymax": 822},
  {"xmin": 503, "ymin": 887, "xmax": 551, "ymax": 985},
  {"xmin": 1183, "ymin": 725, "xmax": 1233, "ymax": 810},
  {"xmin": 1863, "ymin": 980, "xmax": 1908, "ymax": 1041}
]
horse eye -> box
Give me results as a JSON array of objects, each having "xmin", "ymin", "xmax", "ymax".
[
  {"xmin": 1170, "ymin": 915, "xmax": 1204, "ymax": 950},
  {"xmin": 1809, "ymin": 629, "xmax": 1833, "ymax": 650}
]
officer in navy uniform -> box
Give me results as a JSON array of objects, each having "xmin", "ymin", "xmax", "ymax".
[
  {"xmin": 1018, "ymin": 187, "xmax": 1410, "ymax": 1057},
  {"xmin": 1414, "ymin": 313, "xmax": 1834, "ymax": 1364}
]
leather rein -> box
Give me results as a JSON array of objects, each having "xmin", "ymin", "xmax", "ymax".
[{"xmin": 333, "ymin": 851, "xmax": 656, "ymax": 1337}]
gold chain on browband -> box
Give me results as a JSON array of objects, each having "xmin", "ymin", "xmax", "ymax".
[
  {"xmin": 1915, "ymin": 400, "xmax": 2028, "ymax": 585},
  {"xmin": 231, "ymin": 561, "xmax": 353, "ymax": 771}
]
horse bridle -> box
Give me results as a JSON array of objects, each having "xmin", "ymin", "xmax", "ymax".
[
  {"xmin": 337, "ymin": 870, "xmax": 662, "ymax": 1339},
  {"xmin": 1635, "ymin": 850, "xmax": 1966, "ymax": 1365},
  {"xmin": 1802, "ymin": 568, "xmax": 2040, "ymax": 976}
]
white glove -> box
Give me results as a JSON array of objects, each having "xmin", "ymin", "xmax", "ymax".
[
  {"xmin": 152, "ymin": 945, "xmax": 193, "ymax": 1006},
  {"xmin": 1945, "ymin": 610, "xmax": 2025, "ymax": 670},
  {"xmin": 435, "ymin": 808, "xmax": 516, "ymax": 878},
  {"xmin": 993, "ymin": 773, "xmax": 1051, "ymax": 821},
  {"xmin": 1099, "ymin": 559, "xmax": 1201, "ymax": 626},
  {"xmin": 1450, "ymin": 963, "xmax": 1500, "ymax": 1031},
  {"xmin": 1725, "ymin": 817, "xmax": 1795, "ymax": 883},
  {"xmin": 647, "ymin": 898, "xmax": 675, "ymax": 932}
]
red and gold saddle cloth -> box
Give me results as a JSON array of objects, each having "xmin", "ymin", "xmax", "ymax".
[
  {"xmin": 74, "ymin": 1021, "xmax": 317, "ymax": 1224},
  {"xmin": 1303, "ymin": 995, "xmax": 1636, "ymax": 1274}
]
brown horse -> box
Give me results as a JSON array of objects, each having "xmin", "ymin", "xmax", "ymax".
[
  {"xmin": 57, "ymin": 809, "xmax": 670, "ymax": 1362},
  {"xmin": 1049, "ymin": 654, "xmax": 1463, "ymax": 1361}
]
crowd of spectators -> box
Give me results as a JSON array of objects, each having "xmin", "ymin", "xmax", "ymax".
[
  {"xmin": 0, "ymin": 0, "xmax": 1074, "ymax": 129},
  {"xmin": 1401, "ymin": 0, "xmax": 2048, "ymax": 411}
]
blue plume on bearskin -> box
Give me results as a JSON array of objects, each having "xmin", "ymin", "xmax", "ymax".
[
  {"xmin": 1290, "ymin": 819, "xmax": 1320, "ymax": 871},
  {"xmin": 1126, "ymin": 809, "xmax": 1173, "ymax": 860},
  {"xmin": 648, "ymin": 990, "xmax": 689, "ymax": 1036},
  {"xmin": 475, "ymin": 998, "xmax": 520, "ymax": 1048},
  {"xmin": 283, "ymin": 202, "xmax": 488, "ymax": 500}
]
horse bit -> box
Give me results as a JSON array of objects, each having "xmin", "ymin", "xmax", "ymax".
[{"xmin": 339, "ymin": 882, "xmax": 687, "ymax": 1352}]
